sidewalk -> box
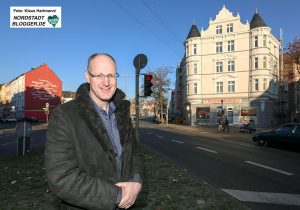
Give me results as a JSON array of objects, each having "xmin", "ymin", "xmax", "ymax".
[{"xmin": 159, "ymin": 123, "xmax": 266, "ymax": 141}]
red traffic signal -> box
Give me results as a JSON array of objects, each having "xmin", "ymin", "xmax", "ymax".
[{"xmin": 144, "ymin": 74, "xmax": 153, "ymax": 97}]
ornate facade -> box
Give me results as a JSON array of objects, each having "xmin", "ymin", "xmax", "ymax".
[{"xmin": 175, "ymin": 6, "xmax": 281, "ymax": 128}]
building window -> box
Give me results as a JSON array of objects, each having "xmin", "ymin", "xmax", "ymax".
[
  {"xmin": 263, "ymin": 35, "xmax": 267, "ymax": 47},
  {"xmin": 216, "ymin": 42, "xmax": 223, "ymax": 53},
  {"xmin": 228, "ymin": 40, "xmax": 235, "ymax": 52},
  {"xmin": 186, "ymin": 65, "xmax": 189, "ymax": 76},
  {"xmin": 187, "ymin": 84, "xmax": 189, "ymax": 95},
  {"xmin": 254, "ymin": 57, "xmax": 258, "ymax": 69},
  {"xmin": 193, "ymin": 44, "xmax": 197, "ymax": 55},
  {"xmin": 254, "ymin": 36, "xmax": 258, "ymax": 48},
  {"xmin": 228, "ymin": 81, "xmax": 235, "ymax": 92},
  {"xmin": 263, "ymin": 57, "xmax": 267, "ymax": 68},
  {"xmin": 216, "ymin": 61, "xmax": 223, "ymax": 73},
  {"xmin": 194, "ymin": 63, "xmax": 197, "ymax": 74},
  {"xmin": 217, "ymin": 82, "xmax": 223, "ymax": 93},
  {"xmin": 186, "ymin": 46, "xmax": 189, "ymax": 57},
  {"xmin": 228, "ymin": 60, "xmax": 235, "ymax": 72},
  {"xmin": 194, "ymin": 83, "xmax": 197, "ymax": 94},
  {"xmin": 263, "ymin": 78, "xmax": 268, "ymax": 90},
  {"xmin": 254, "ymin": 79, "xmax": 259, "ymax": 91},
  {"xmin": 216, "ymin": 25, "xmax": 222, "ymax": 34},
  {"xmin": 227, "ymin": 23, "xmax": 233, "ymax": 33}
]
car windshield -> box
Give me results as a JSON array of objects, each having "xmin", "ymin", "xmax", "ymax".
[
  {"xmin": 293, "ymin": 125, "xmax": 300, "ymax": 135},
  {"xmin": 275, "ymin": 126, "xmax": 292, "ymax": 134}
]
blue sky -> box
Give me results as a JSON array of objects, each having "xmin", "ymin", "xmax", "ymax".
[{"xmin": 1, "ymin": 0, "xmax": 299, "ymax": 99}]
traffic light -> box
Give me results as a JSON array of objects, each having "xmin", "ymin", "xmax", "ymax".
[{"xmin": 144, "ymin": 74, "xmax": 153, "ymax": 96}]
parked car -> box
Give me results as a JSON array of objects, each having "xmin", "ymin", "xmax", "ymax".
[
  {"xmin": 1, "ymin": 116, "xmax": 17, "ymax": 123},
  {"xmin": 252, "ymin": 123, "xmax": 300, "ymax": 147},
  {"xmin": 130, "ymin": 115, "xmax": 136, "ymax": 121},
  {"xmin": 152, "ymin": 116, "xmax": 161, "ymax": 124}
]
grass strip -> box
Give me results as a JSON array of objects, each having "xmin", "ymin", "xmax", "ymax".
[{"xmin": 0, "ymin": 148, "xmax": 249, "ymax": 210}]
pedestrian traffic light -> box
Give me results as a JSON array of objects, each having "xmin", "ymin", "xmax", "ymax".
[{"xmin": 144, "ymin": 74, "xmax": 153, "ymax": 96}]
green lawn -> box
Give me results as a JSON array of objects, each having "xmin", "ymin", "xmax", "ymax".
[{"xmin": 0, "ymin": 148, "xmax": 249, "ymax": 210}]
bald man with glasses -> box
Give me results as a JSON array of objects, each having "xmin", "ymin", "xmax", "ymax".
[{"xmin": 45, "ymin": 53, "xmax": 145, "ymax": 210}]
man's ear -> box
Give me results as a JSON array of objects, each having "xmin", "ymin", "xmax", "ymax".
[{"xmin": 85, "ymin": 71, "xmax": 90, "ymax": 83}]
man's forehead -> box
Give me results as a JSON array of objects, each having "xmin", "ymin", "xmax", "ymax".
[
  {"xmin": 90, "ymin": 55, "xmax": 116, "ymax": 71},
  {"xmin": 92, "ymin": 54, "xmax": 115, "ymax": 64}
]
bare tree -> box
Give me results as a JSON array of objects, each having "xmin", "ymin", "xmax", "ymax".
[
  {"xmin": 145, "ymin": 66, "xmax": 173, "ymax": 123},
  {"xmin": 284, "ymin": 36, "xmax": 300, "ymax": 73}
]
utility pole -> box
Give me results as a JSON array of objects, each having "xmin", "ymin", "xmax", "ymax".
[
  {"xmin": 160, "ymin": 84, "xmax": 163, "ymax": 123},
  {"xmin": 279, "ymin": 28, "xmax": 283, "ymax": 124}
]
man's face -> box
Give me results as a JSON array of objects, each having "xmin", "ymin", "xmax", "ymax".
[{"xmin": 85, "ymin": 55, "xmax": 117, "ymax": 103}]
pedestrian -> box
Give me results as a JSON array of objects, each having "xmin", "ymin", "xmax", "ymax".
[
  {"xmin": 218, "ymin": 117, "xmax": 223, "ymax": 132},
  {"xmin": 223, "ymin": 117, "xmax": 229, "ymax": 132},
  {"xmin": 45, "ymin": 53, "xmax": 145, "ymax": 210}
]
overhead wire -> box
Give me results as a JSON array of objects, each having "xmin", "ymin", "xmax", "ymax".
[
  {"xmin": 112, "ymin": 0, "xmax": 181, "ymax": 56},
  {"xmin": 140, "ymin": 0, "xmax": 182, "ymax": 44}
]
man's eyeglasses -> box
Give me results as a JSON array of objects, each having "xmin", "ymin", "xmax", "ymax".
[{"xmin": 87, "ymin": 70, "xmax": 119, "ymax": 80}]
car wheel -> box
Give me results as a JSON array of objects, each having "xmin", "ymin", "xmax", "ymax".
[
  {"xmin": 256, "ymin": 138, "xmax": 265, "ymax": 146},
  {"xmin": 264, "ymin": 140, "xmax": 269, "ymax": 147}
]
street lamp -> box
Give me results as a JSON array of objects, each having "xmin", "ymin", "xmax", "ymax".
[
  {"xmin": 166, "ymin": 89, "xmax": 172, "ymax": 125},
  {"xmin": 119, "ymin": 74, "xmax": 130, "ymax": 96},
  {"xmin": 11, "ymin": 106, "xmax": 16, "ymax": 117}
]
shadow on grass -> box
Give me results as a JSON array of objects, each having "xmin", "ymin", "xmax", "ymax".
[{"xmin": 0, "ymin": 148, "xmax": 249, "ymax": 210}]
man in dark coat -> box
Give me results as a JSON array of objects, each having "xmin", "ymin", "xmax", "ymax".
[{"xmin": 45, "ymin": 53, "xmax": 145, "ymax": 210}]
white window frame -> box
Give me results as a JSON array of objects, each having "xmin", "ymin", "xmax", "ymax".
[
  {"xmin": 263, "ymin": 35, "xmax": 267, "ymax": 47},
  {"xmin": 186, "ymin": 64, "xmax": 189, "ymax": 76},
  {"xmin": 263, "ymin": 57, "xmax": 267, "ymax": 69},
  {"xmin": 228, "ymin": 81, "xmax": 235, "ymax": 93},
  {"xmin": 216, "ymin": 25, "xmax": 222, "ymax": 34},
  {"xmin": 216, "ymin": 42, "xmax": 223, "ymax": 53},
  {"xmin": 194, "ymin": 83, "xmax": 197, "ymax": 94},
  {"xmin": 216, "ymin": 61, "xmax": 223, "ymax": 73},
  {"xmin": 228, "ymin": 60, "xmax": 235, "ymax": 72},
  {"xmin": 193, "ymin": 44, "xmax": 197, "ymax": 55},
  {"xmin": 227, "ymin": 40, "xmax": 235, "ymax": 52},
  {"xmin": 227, "ymin": 23, "xmax": 233, "ymax": 33},
  {"xmin": 254, "ymin": 79, "xmax": 259, "ymax": 91},
  {"xmin": 254, "ymin": 36, "xmax": 258, "ymax": 48},
  {"xmin": 187, "ymin": 84, "xmax": 189, "ymax": 95},
  {"xmin": 194, "ymin": 63, "xmax": 197, "ymax": 74},
  {"xmin": 217, "ymin": 82, "xmax": 223, "ymax": 93},
  {"xmin": 254, "ymin": 57, "xmax": 259, "ymax": 69},
  {"xmin": 186, "ymin": 46, "xmax": 189, "ymax": 57}
]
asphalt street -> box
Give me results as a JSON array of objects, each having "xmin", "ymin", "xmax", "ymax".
[
  {"xmin": 1, "ymin": 121, "xmax": 300, "ymax": 210},
  {"xmin": 139, "ymin": 121, "xmax": 300, "ymax": 210},
  {"xmin": 0, "ymin": 123, "xmax": 46, "ymax": 158}
]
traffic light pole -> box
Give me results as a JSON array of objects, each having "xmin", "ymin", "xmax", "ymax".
[
  {"xmin": 133, "ymin": 54, "xmax": 147, "ymax": 142},
  {"xmin": 135, "ymin": 67, "xmax": 140, "ymax": 142}
]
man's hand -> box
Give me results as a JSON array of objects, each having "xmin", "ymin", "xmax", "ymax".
[{"xmin": 115, "ymin": 182, "xmax": 141, "ymax": 209}]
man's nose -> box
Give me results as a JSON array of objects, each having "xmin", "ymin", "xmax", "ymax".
[{"xmin": 103, "ymin": 76, "xmax": 110, "ymax": 85}]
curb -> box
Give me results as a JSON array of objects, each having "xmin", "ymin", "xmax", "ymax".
[{"xmin": 159, "ymin": 123, "xmax": 254, "ymax": 141}]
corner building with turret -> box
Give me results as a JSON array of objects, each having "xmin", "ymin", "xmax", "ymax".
[{"xmin": 175, "ymin": 5, "xmax": 281, "ymax": 128}]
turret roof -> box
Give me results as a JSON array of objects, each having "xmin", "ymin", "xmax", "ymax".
[
  {"xmin": 250, "ymin": 12, "xmax": 268, "ymax": 29},
  {"xmin": 186, "ymin": 24, "xmax": 200, "ymax": 40}
]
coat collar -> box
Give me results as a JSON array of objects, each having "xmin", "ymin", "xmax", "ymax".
[{"xmin": 75, "ymin": 83, "xmax": 130, "ymax": 154}]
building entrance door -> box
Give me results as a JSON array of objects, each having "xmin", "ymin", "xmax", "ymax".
[{"xmin": 227, "ymin": 107, "xmax": 233, "ymax": 124}]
